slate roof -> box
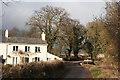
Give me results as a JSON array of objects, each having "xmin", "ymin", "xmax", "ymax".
[{"xmin": 2, "ymin": 37, "xmax": 47, "ymax": 44}]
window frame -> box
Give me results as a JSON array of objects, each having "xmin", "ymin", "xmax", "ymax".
[
  {"xmin": 25, "ymin": 46, "xmax": 30, "ymax": 52},
  {"xmin": 33, "ymin": 57, "xmax": 40, "ymax": 62},
  {"xmin": 22, "ymin": 57, "xmax": 29, "ymax": 63},
  {"xmin": 13, "ymin": 46, "xmax": 18, "ymax": 51},
  {"xmin": 35, "ymin": 46, "xmax": 41, "ymax": 53}
]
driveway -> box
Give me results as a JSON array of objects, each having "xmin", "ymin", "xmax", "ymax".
[{"xmin": 62, "ymin": 61, "xmax": 92, "ymax": 78}]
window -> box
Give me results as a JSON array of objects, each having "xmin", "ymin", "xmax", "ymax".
[
  {"xmin": 35, "ymin": 57, "xmax": 37, "ymax": 62},
  {"xmin": 25, "ymin": 46, "xmax": 30, "ymax": 52},
  {"xmin": 0, "ymin": 55, "xmax": 3, "ymax": 58},
  {"xmin": 22, "ymin": 57, "xmax": 29, "ymax": 63},
  {"xmin": 35, "ymin": 47, "xmax": 40, "ymax": 52},
  {"xmin": 13, "ymin": 46, "xmax": 15, "ymax": 51},
  {"xmin": 13, "ymin": 46, "xmax": 18, "ymax": 51},
  {"xmin": 47, "ymin": 58, "xmax": 51, "ymax": 61},
  {"xmin": 25, "ymin": 57, "xmax": 29, "ymax": 63},
  {"xmin": 38, "ymin": 58, "xmax": 40, "ymax": 61},
  {"xmin": 16, "ymin": 57, "xmax": 17, "ymax": 64},
  {"xmin": 32, "ymin": 57, "xmax": 40, "ymax": 62}
]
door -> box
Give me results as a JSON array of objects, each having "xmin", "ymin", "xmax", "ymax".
[{"xmin": 13, "ymin": 57, "xmax": 17, "ymax": 65}]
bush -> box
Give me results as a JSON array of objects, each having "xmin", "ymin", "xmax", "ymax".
[{"xmin": 2, "ymin": 61, "xmax": 66, "ymax": 79}]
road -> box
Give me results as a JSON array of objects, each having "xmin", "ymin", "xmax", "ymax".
[{"xmin": 62, "ymin": 61, "xmax": 92, "ymax": 78}]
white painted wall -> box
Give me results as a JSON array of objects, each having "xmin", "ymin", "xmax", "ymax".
[
  {"xmin": 0, "ymin": 43, "xmax": 8, "ymax": 59},
  {"xmin": 0, "ymin": 42, "xmax": 63, "ymax": 65},
  {"xmin": 47, "ymin": 53, "xmax": 62, "ymax": 61},
  {"xmin": 0, "ymin": 30, "xmax": 62, "ymax": 65},
  {"xmin": 0, "ymin": 43, "xmax": 47, "ymax": 64}
]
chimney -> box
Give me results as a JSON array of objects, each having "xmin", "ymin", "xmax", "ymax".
[
  {"xmin": 42, "ymin": 32, "xmax": 45, "ymax": 41},
  {"xmin": 5, "ymin": 29, "xmax": 8, "ymax": 38}
]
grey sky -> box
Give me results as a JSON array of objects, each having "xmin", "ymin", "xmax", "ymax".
[{"xmin": 2, "ymin": 1, "xmax": 106, "ymax": 30}]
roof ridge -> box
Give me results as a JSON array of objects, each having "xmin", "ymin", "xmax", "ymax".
[
  {"xmin": 8, "ymin": 37, "xmax": 42, "ymax": 39},
  {"xmin": 2, "ymin": 37, "xmax": 47, "ymax": 44}
]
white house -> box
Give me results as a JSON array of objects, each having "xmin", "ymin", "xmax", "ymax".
[{"xmin": 0, "ymin": 30, "xmax": 62, "ymax": 65}]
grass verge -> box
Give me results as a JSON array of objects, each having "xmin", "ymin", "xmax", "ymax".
[
  {"xmin": 89, "ymin": 65, "xmax": 103, "ymax": 78},
  {"xmin": 82, "ymin": 63, "xmax": 103, "ymax": 78}
]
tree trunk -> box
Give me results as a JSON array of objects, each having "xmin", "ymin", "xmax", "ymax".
[
  {"xmin": 74, "ymin": 50, "xmax": 79, "ymax": 58},
  {"xmin": 68, "ymin": 50, "xmax": 71, "ymax": 56},
  {"xmin": 91, "ymin": 52, "xmax": 95, "ymax": 65},
  {"xmin": 47, "ymin": 43, "xmax": 53, "ymax": 53}
]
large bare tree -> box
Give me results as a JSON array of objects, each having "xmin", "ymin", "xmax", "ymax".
[
  {"xmin": 27, "ymin": 5, "xmax": 69, "ymax": 53},
  {"xmin": 59, "ymin": 18, "xmax": 86, "ymax": 57},
  {"xmin": 59, "ymin": 18, "xmax": 74, "ymax": 57}
]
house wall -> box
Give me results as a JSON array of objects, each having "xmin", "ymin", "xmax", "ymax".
[
  {"xmin": 47, "ymin": 53, "xmax": 62, "ymax": 61},
  {"xmin": 0, "ymin": 43, "xmax": 47, "ymax": 64},
  {"xmin": 0, "ymin": 43, "xmax": 8, "ymax": 59}
]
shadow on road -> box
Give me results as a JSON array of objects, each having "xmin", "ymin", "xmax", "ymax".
[{"xmin": 62, "ymin": 61, "xmax": 92, "ymax": 79}]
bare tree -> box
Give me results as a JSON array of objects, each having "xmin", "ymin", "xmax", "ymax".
[
  {"xmin": 59, "ymin": 18, "xmax": 75, "ymax": 57},
  {"xmin": 27, "ymin": 5, "xmax": 69, "ymax": 53},
  {"xmin": 1, "ymin": 0, "xmax": 20, "ymax": 6},
  {"xmin": 59, "ymin": 18, "xmax": 86, "ymax": 57}
]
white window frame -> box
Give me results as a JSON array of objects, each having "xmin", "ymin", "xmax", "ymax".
[
  {"xmin": 13, "ymin": 46, "xmax": 18, "ymax": 51},
  {"xmin": 35, "ymin": 47, "xmax": 41, "ymax": 53},
  {"xmin": 25, "ymin": 46, "xmax": 30, "ymax": 52},
  {"xmin": 22, "ymin": 57, "xmax": 29, "ymax": 63},
  {"xmin": 32, "ymin": 57, "xmax": 40, "ymax": 62}
]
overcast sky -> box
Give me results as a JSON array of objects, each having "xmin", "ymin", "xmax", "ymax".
[{"xmin": 2, "ymin": 0, "xmax": 106, "ymax": 30}]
